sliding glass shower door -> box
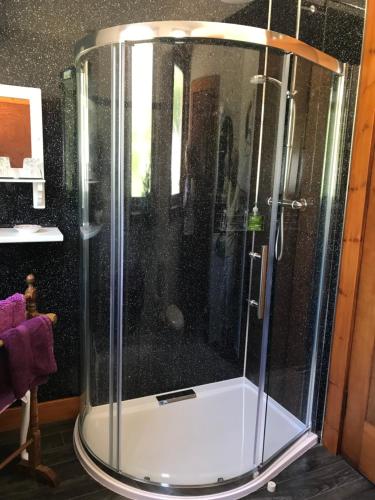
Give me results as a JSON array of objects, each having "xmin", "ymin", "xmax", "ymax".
[{"xmin": 258, "ymin": 59, "xmax": 346, "ymax": 466}]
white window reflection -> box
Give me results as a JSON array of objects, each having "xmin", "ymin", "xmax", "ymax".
[
  {"xmin": 171, "ymin": 65, "xmax": 183, "ymax": 195},
  {"xmin": 131, "ymin": 43, "xmax": 153, "ymax": 197}
]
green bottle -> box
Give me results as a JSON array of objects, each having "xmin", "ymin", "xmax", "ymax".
[{"xmin": 248, "ymin": 206, "xmax": 264, "ymax": 232}]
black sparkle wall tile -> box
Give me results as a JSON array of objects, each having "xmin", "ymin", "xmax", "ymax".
[
  {"xmin": 0, "ymin": 0, "xmax": 269, "ymax": 403},
  {"xmin": 270, "ymin": 0, "xmax": 297, "ymax": 35},
  {"xmin": 224, "ymin": 1, "xmax": 269, "ymax": 27},
  {"xmin": 300, "ymin": 0, "xmax": 327, "ymax": 50},
  {"xmin": 324, "ymin": 0, "xmax": 365, "ymax": 65},
  {"xmin": 0, "ymin": 0, "xmax": 365, "ymax": 407}
]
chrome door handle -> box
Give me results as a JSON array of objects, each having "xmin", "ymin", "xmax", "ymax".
[
  {"xmin": 248, "ymin": 245, "xmax": 268, "ymax": 320},
  {"xmin": 258, "ymin": 245, "xmax": 268, "ymax": 320}
]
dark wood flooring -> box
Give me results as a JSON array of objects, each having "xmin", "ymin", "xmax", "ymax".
[{"xmin": 0, "ymin": 421, "xmax": 374, "ymax": 499}]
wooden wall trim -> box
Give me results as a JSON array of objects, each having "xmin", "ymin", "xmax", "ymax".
[
  {"xmin": 341, "ymin": 122, "xmax": 375, "ymax": 466},
  {"xmin": 323, "ymin": 1, "xmax": 375, "ymax": 454},
  {"xmin": 0, "ymin": 396, "xmax": 80, "ymax": 433}
]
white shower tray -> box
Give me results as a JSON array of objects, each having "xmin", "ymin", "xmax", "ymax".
[{"xmin": 80, "ymin": 377, "xmax": 308, "ymax": 487}]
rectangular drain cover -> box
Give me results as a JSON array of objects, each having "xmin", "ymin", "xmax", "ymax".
[{"xmin": 156, "ymin": 389, "xmax": 196, "ymax": 405}]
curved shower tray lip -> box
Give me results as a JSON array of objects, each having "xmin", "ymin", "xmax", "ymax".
[
  {"xmin": 73, "ymin": 419, "xmax": 317, "ymax": 499},
  {"xmin": 74, "ymin": 20, "xmax": 342, "ymax": 75}
]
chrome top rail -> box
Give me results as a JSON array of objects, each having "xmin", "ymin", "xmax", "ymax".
[{"xmin": 75, "ymin": 21, "xmax": 343, "ymax": 75}]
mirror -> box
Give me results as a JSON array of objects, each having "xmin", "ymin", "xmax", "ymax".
[{"xmin": 0, "ymin": 84, "xmax": 44, "ymax": 180}]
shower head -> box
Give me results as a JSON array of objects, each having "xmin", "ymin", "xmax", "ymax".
[
  {"xmin": 249, "ymin": 75, "xmax": 266, "ymax": 84},
  {"xmin": 249, "ymin": 75, "xmax": 283, "ymax": 87}
]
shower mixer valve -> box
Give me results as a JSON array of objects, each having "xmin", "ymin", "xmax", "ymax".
[{"xmin": 266, "ymin": 197, "xmax": 308, "ymax": 210}]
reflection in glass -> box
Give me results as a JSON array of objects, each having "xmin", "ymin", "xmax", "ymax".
[
  {"xmin": 131, "ymin": 43, "xmax": 153, "ymax": 197},
  {"xmin": 171, "ymin": 64, "xmax": 183, "ymax": 195}
]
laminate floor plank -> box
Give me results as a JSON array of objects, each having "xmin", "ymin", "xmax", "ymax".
[
  {"xmin": 248, "ymin": 459, "xmax": 363, "ymax": 499},
  {"xmin": 310, "ymin": 477, "xmax": 375, "ymax": 499}
]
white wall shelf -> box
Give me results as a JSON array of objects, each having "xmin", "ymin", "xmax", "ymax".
[
  {"xmin": 0, "ymin": 178, "xmax": 45, "ymax": 183},
  {"xmin": 0, "ymin": 227, "xmax": 63, "ymax": 244}
]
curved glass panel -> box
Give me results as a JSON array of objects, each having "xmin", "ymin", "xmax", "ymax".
[{"xmin": 76, "ymin": 23, "xmax": 345, "ymax": 494}]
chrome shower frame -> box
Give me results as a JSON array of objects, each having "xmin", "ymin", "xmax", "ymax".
[{"xmin": 75, "ymin": 21, "xmax": 342, "ymax": 74}]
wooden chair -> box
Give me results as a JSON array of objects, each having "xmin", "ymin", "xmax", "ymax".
[{"xmin": 0, "ymin": 274, "xmax": 59, "ymax": 486}]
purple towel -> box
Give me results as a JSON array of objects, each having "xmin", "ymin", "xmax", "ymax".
[
  {"xmin": 9, "ymin": 293, "xmax": 26, "ymax": 327},
  {"xmin": 0, "ymin": 293, "xmax": 26, "ymax": 412},
  {"xmin": 0, "ymin": 315, "xmax": 57, "ymax": 400},
  {"xmin": 0, "ymin": 349, "xmax": 15, "ymax": 413},
  {"xmin": 0, "ymin": 293, "xmax": 26, "ymax": 334}
]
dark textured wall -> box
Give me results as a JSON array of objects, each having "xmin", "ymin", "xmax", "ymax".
[
  {"xmin": 230, "ymin": 0, "xmax": 365, "ymax": 429},
  {"xmin": 0, "ymin": 0, "xmax": 252, "ymax": 402},
  {"xmin": 0, "ymin": 0, "xmax": 365, "ymax": 405}
]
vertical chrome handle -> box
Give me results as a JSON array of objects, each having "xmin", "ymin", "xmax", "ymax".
[{"xmin": 258, "ymin": 245, "xmax": 268, "ymax": 320}]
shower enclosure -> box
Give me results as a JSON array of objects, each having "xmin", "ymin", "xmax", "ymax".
[{"xmin": 74, "ymin": 21, "xmax": 346, "ymax": 498}]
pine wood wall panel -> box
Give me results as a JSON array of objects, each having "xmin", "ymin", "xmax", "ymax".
[
  {"xmin": 323, "ymin": 1, "xmax": 375, "ymax": 454},
  {"xmin": 341, "ymin": 127, "xmax": 375, "ymax": 463},
  {"xmin": 0, "ymin": 397, "xmax": 80, "ymax": 433}
]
